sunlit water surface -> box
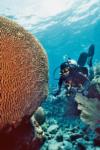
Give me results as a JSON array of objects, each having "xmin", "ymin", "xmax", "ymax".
[{"xmin": 0, "ymin": 0, "xmax": 100, "ymax": 85}]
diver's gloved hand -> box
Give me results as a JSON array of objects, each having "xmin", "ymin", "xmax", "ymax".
[{"xmin": 66, "ymin": 87, "xmax": 77, "ymax": 97}]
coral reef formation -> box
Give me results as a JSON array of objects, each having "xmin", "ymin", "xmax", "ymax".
[
  {"xmin": 75, "ymin": 64, "xmax": 100, "ymax": 131},
  {"xmin": 75, "ymin": 94, "xmax": 100, "ymax": 128},
  {"xmin": 0, "ymin": 16, "xmax": 48, "ymax": 129},
  {"xmin": 0, "ymin": 16, "xmax": 48, "ymax": 149},
  {"xmin": 32, "ymin": 107, "xmax": 46, "ymax": 125}
]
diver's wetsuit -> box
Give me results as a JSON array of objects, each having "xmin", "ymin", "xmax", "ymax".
[
  {"xmin": 60, "ymin": 72, "xmax": 88, "ymax": 87},
  {"xmin": 58, "ymin": 69, "xmax": 90, "ymax": 96}
]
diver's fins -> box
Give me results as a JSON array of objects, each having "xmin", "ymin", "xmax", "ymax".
[
  {"xmin": 87, "ymin": 44, "xmax": 95, "ymax": 57},
  {"xmin": 77, "ymin": 52, "xmax": 88, "ymax": 67},
  {"xmin": 87, "ymin": 44, "xmax": 95, "ymax": 67}
]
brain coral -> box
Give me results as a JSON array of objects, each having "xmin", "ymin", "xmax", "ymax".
[{"xmin": 0, "ymin": 17, "xmax": 48, "ymax": 130}]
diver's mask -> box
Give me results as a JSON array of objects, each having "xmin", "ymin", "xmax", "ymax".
[{"xmin": 61, "ymin": 67, "xmax": 70, "ymax": 76}]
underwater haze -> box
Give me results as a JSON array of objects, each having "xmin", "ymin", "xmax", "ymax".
[
  {"xmin": 0, "ymin": 0, "xmax": 100, "ymax": 86},
  {"xmin": 1, "ymin": 1, "xmax": 100, "ymax": 149}
]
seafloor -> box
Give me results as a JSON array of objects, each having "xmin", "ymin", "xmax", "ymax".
[
  {"xmin": 40, "ymin": 96, "xmax": 97, "ymax": 150},
  {"xmin": 40, "ymin": 69, "xmax": 100, "ymax": 150}
]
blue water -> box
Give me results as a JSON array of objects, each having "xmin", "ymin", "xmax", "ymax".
[
  {"xmin": 0, "ymin": 0, "xmax": 100, "ymax": 86},
  {"xmin": 1, "ymin": 1, "xmax": 100, "ymax": 149}
]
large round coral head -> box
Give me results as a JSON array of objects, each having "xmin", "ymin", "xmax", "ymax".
[{"xmin": 0, "ymin": 17, "xmax": 48, "ymax": 130}]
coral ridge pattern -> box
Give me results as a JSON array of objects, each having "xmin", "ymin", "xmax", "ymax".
[{"xmin": 0, "ymin": 16, "xmax": 48, "ymax": 130}]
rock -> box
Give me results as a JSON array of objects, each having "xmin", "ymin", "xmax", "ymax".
[
  {"xmin": 47, "ymin": 118, "xmax": 58, "ymax": 125},
  {"xmin": 47, "ymin": 140, "xmax": 73, "ymax": 150},
  {"xmin": 58, "ymin": 145, "xmax": 65, "ymax": 150},
  {"xmin": 70, "ymin": 126, "xmax": 79, "ymax": 133},
  {"xmin": 95, "ymin": 127, "xmax": 100, "ymax": 135},
  {"xmin": 47, "ymin": 124, "xmax": 59, "ymax": 134},
  {"xmin": 76, "ymin": 138, "xmax": 88, "ymax": 150},
  {"xmin": 70, "ymin": 133, "xmax": 83, "ymax": 141},
  {"xmin": 41, "ymin": 143, "xmax": 48, "ymax": 150},
  {"xmin": 84, "ymin": 135, "xmax": 89, "ymax": 141},
  {"xmin": 42, "ymin": 122, "xmax": 50, "ymax": 132},
  {"xmin": 77, "ymin": 142, "xmax": 86, "ymax": 150},
  {"xmin": 48, "ymin": 141, "xmax": 61, "ymax": 150},
  {"xmin": 56, "ymin": 132, "xmax": 63, "ymax": 142},
  {"xmin": 87, "ymin": 145, "xmax": 95, "ymax": 150},
  {"xmin": 48, "ymin": 134, "xmax": 53, "ymax": 140},
  {"xmin": 62, "ymin": 141, "xmax": 73, "ymax": 150},
  {"xmin": 63, "ymin": 134, "xmax": 71, "ymax": 141},
  {"xmin": 94, "ymin": 136, "xmax": 100, "ymax": 146}
]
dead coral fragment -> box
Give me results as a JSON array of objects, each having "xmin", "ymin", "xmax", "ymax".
[{"xmin": 32, "ymin": 107, "xmax": 46, "ymax": 125}]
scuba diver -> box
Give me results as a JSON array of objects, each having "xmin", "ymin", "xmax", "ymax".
[{"xmin": 53, "ymin": 44, "xmax": 95, "ymax": 97}]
